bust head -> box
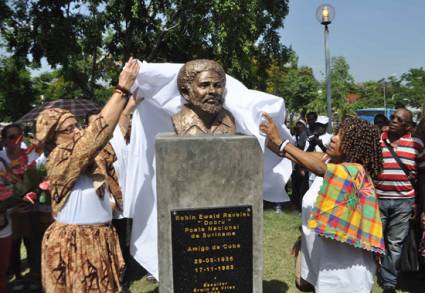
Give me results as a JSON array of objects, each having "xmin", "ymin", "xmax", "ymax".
[{"xmin": 177, "ymin": 59, "xmax": 226, "ymax": 115}]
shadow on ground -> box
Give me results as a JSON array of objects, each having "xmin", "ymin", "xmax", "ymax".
[{"xmin": 263, "ymin": 279, "xmax": 289, "ymax": 293}]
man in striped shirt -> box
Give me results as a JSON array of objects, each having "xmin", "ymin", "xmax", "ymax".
[{"xmin": 375, "ymin": 108, "xmax": 425, "ymax": 293}]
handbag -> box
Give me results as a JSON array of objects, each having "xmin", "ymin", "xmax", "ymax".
[{"xmin": 399, "ymin": 219, "xmax": 420, "ymax": 272}]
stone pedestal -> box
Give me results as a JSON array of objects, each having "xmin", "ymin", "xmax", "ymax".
[{"xmin": 156, "ymin": 134, "xmax": 263, "ymax": 293}]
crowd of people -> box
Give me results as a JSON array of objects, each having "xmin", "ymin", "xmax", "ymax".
[
  {"xmin": 0, "ymin": 58, "xmax": 140, "ymax": 293},
  {"xmin": 269, "ymin": 108, "xmax": 425, "ymax": 293},
  {"xmin": 0, "ymin": 56, "xmax": 424, "ymax": 293}
]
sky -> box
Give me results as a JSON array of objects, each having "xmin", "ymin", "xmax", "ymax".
[{"xmin": 280, "ymin": 0, "xmax": 425, "ymax": 82}]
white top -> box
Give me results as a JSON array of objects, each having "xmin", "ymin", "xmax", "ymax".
[
  {"xmin": 110, "ymin": 126, "xmax": 128, "ymax": 220},
  {"xmin": 0, "ymin": 152, "xmax": 13, "ymax": 238},
  {"xmin": 300, "ymin": 176, "xmax": 376, "ymax": 293},
  {"xmin": 0, "ymin": 148, "xmax": 40, "ymax": 166},
  {"xmin": 55, "ymin": 175, "xmax": 112, "ymax": 225},
  {"xmin": 35, "ymin": 153, "xmax": 47, "ymax": 168}
]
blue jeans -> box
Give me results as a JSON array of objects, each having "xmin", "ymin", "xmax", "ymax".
[{"xmin": 379, "ymin": 198, "xmax": 415, "ymax": 288}]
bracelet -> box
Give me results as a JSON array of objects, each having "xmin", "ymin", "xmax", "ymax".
[
  {"xmin": 115, "ymin": 85, "xmax": 132, "ymax": 98},
  {"xmin": 113, "ymin": 89, "xmax": 125, "ymax": 97},
  {"xmin": 278, "ymin": 139, "xmax": 290, "ymax": 156}
]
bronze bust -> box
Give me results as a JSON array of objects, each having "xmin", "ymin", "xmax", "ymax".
[{"xmin": 172, "ymin": 59, "xmax": 236, "ymax": 135}]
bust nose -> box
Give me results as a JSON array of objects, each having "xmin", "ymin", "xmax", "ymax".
[{"xmin": 207, "ymin": 84, "xmax": 216, "ymax": 93}]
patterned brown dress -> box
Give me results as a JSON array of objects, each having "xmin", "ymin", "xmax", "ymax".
[{"xmin": 41, "ymin": 116, "xmax": 124, "ymax": 293}]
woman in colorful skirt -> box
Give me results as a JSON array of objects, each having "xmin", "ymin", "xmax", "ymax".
[
  {"xmin": 36, "ymin": 58, "xmax": 139, "ymax": 293},
  {"xmin": 260, "ymin": 115, "xmax": 385, "ymax": 293}
]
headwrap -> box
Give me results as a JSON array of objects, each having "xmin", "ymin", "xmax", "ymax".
[
  {"xmin": 39, "ymin": 111, "xmax": 123, "ymax": 214},
  {"xmin": 35, "ymin": 108, "xmax": 75, "ymax": 145}
]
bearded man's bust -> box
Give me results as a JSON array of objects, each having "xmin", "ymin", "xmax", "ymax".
[{"xmin": 172, "ymin": 59, "xmax": 236, "ymax": 135}]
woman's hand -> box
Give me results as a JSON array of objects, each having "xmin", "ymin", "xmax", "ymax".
[
  {"xmin": 118, "ymin": 57, "xmax": 139, "ymax": 91},
  {"xmin": 259, "ymin": 112, "xmax": 283, "ymax": 146},
  {"xmin": 261, "ymin": 112, "xmax": 328, "ymax": 176},
  {"xmin": 100, "ymin": 57, "xmax": 140, "ymax": 133}
]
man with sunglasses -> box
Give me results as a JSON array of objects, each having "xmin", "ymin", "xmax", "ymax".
[{"xmin": 375, "ymin": 108, "xmax": 425, "ymax": 293}]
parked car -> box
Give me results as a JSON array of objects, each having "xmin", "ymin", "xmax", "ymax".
[{"xmin": 355, "ymin": 108, "xmax": 395, "ymax": 124}]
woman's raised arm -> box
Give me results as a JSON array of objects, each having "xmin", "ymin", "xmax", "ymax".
[{"xmin": 260, "ymin": 112, "xmax": 327, "ymax": 176}]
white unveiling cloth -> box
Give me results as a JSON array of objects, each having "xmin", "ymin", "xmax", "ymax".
[
  {"xmin": 110, "ymin": 126, "xmax": 129, "ymax": 219},
  {"xmin": 125, "ymin": 61, "xmax": 294, "ymax": 279},
  {"xmin": 300, "ymin": 176, "xmax": 376, "ymax": 293}
]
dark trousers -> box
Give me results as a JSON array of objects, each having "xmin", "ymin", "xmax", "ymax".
[
  {"xmin": 9, "ymin": 211, "xmax": 52, "ymax": 281},
  {"xmin": 9, "ymin": 236, "xmax": 31, "ymax": 279},
  {"xmin": 0, "ymin": 236, "xmax": 12, "ymax": 293},
  {"xmin": 379, "ymin": 198, "xmax": 415, "ymax": 288},
  {"xmin": 291, "ymin": 166, "xmax": 309, "ymax": 210},
  {"xmin": 112, "ymin": 218, "xmax": 132, "ymax": 283}
]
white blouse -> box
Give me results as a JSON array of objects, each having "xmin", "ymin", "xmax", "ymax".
[
  {"xmin": 300, "ymin": 176, "xmax": 376, "ymax": 293},
  {"xmin": 56, "ymin": 175, "xmax": 112, "ymax": 224}
]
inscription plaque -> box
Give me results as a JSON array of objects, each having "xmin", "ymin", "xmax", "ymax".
[{"xmin": 171, "ymin": 205, "xmax": 253, "ymax": 293}]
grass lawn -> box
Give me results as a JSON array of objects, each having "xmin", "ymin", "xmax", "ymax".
[
  {"xmin": 128, "ymin": 206, "xmax": 424, "ymax": 293},
  {"xmin": 12, "ymin": 206, "xmax": 424, "ymax": 292}
]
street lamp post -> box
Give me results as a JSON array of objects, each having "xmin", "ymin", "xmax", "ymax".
[
  {"xmin": 379, "ymin": 78, "xmax": 388, "ymax": 116},
  {"xmin": 316, "ymin": 4, "xmax": 335, "ymax": 133},
  {"xmin": 383, "ymin": 81, "xmax": 387, "ymax": 114}
]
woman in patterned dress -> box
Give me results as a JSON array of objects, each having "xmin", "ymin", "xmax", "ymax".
[{"xmin": 36, "ymin": 58, "xmax": 139, "ymax": 293}]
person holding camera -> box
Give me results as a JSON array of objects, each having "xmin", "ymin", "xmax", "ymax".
[{"xmin": 304, "ymin": 116, "xmax": 332, "ymax": 187}]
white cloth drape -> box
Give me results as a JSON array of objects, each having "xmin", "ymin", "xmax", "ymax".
[
  {"xmin": 125, "ymin": 61, "xmax": 293, "ymax": 279},
  {"xmin": 110, "ymin": 126, "xmax": 128, "ymax": 219}
]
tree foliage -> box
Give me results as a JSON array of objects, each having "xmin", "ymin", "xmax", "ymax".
[
  {"xmin": 0, "ymin": 57, "xmax": 34, "ymax": 121},
  {"xmin": 307, "ymin": 56, "xmax": 356, "ymax": 118},
  {"xmin": 355, "ymin": 81, "xmax": 385, "ymax": 109},
  {"xmin": 1, "ymin": 0, "xmax": 290, "ymax": 101},
  {"xmin": 400, "ymin": 67, "xmax": 425, "ymax": 107},
  {"xmin": 267, "ymin": 52, "xmax": 319, "ymax": 114},
  {"xmin": 2, "ymin": 1, "xmax": 425, "ymax": 123}
]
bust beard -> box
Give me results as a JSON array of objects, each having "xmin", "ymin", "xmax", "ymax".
[{"xmin": 190, "ymin": 99, "xmax": 224, "ymax": 115}]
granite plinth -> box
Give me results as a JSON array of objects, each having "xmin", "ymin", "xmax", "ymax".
[{"xmin": 156, "ymin": 134, "xmax": 263, "ymax": 293}]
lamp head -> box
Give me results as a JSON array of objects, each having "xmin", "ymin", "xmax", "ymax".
[{"xmin": 316, "ymin": 4, "xmax": 335, "ymax": 26}]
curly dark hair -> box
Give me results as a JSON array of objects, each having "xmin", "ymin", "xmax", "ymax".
[
  {"xmin": 177, "ymin": 59, "xmax": 226, "ymax": 96},
  {"xmin": 1, "ymin": 124, "xmax": 22, "ymax": 139},
  {"xmin": 336, "ymin": 117, "xmax": 383, "ymax": 178}
]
